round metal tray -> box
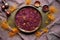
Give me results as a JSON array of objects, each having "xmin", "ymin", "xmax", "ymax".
[{"xmin": 15, "ymin": 6, "xmax": 42, "ymax": 33}]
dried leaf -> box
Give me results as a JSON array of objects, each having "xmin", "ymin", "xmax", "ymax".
[
  {"xmin": 8, "ymin": 31, "xmax": 16, "ymax": 37},
  {"xmin": 47, "ymin": 14, "xmax": 55, "ymax": 21},
  {"xmin": 35, "ymin": 31, "xmax": 42, "ymax": 37},
  {"xmin": 12, "ymin": 28, "xmax": 19, "ymax": 33},
  {"xmin": 25, "ymin": 0, "xmax": 31, "ymax": 5},
  {"xmin": 49, "ymin": 6, "xmax": 57, "ymax": 13}
]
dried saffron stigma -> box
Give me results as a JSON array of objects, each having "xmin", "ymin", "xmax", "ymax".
[{"xmin": 15, "ymin": 6, "xmax": 42, "ymax": 33}]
